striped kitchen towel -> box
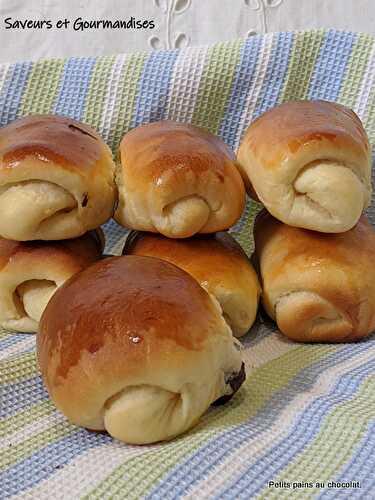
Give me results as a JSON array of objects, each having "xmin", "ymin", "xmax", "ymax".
[{"xmin": 1, "ymin": 30, "xmax": 375, "ymax": 499}]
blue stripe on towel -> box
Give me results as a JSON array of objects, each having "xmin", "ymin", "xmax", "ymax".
[
  {"xmin": 53, "ymin": 57, "xmax": 96, "ymax": 119},
  {"xmin": 308, "ymin": 30, "xmax": 356, "ymax": 100},
  {"xmin": 0, "ymin": 62, "xmax": 32, "ymax": 125},
  {"xmin": 0, "ymin": 334, "xmax": 28, "ymax": 352},
  {"xmin": 0, "ymin": 428, "xmax": 112, "ymax": 497},
  {"xmin": 219, "ymin": 35, "xmax": 262, "ymax": 149},
  {"xmin": 1, "ymin": 376, "xmax": 49, "ymax": 418},
  {"xmin": 131, "ymin": 49, "xmax": 179, "ymax": 127}
]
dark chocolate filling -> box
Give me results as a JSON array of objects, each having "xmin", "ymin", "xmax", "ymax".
[
  {"xmin": 212, "ymin": 362, "xmax": 246, "ymax": 406},
  {"xmin": 122, "ymin": 230, "xmax": 142, "ymax": 255},
  {"xmin": 68, "ymin": 123, "xmax": 98, "ymax": 140},
  {"xmin": 81, "ymin": 193, "xmax": 89, "ymax": 207}
]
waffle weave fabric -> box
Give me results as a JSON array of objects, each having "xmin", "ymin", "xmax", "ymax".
[{"xmin": 1, "ymin": 30, "xmax": 375, "ymax": 500}]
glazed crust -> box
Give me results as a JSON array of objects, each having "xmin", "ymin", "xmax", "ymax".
[
  {"xmin": 254, "ymin": 210, "xmax": 375, "ymax": 342},
  {"xmin": 37, "ymin": 255, "xmax": 244, "ymax": 444},
  {"xmin": 0, "ymin": 229, "xmax": 103, "ymax": 333},
  {"xmin": 0, "ymin": 114, "xmax": 116, "ymax": 240},
  {"xmin": 237, "ymin": 100, "xmax": 372, "ymax": 233},
  {"xmin": 114, "ymin": 121, "xmax": 246, "ymax": 238},
  {"xmin": 123, "ymin": 231, "xmax": 261, "ymax": 336}
]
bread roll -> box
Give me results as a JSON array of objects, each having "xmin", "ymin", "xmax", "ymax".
[
  {"xmin": 114, "ymin": 121, "xmax": 245, "ymax": 238},
  {"xmin": 123, "ymin": 231, "xmax": 261, "ymax": 337},
  {"xmin": 0, "ymin": 230, "xmax": 103, "ymax": 333},
  {"xmin": 254, "ymin": 210, "xmax": 375, "ymax": 342},
  {"xmin": 0, "ymin": 115, "xmax": 116, "ymax": 240},
  {"xmin": 37, "ymin": 256, "xmax": 245, "ymax": 444},
  {"xmin": 238, "ymin": 101, "xmax": 372, "ymax": 233}
]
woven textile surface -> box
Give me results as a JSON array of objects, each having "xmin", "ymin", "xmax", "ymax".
[{"xmin": 1, "ymin": 30, "xmax": 375, "ymax": 499}]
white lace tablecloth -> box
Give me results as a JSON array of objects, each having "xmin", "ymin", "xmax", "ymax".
[{"xmin": 1, "ymin": 0, "xmax": 375, "ymax": 63}]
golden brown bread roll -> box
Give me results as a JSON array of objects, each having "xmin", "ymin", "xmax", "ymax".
[
  {"xmin": 114, "ymin": 121, "xmax": 246, "ymax": 238},
  {"xmin": 123, "ymin": 231, "xmax": 261, "ymax": 337},
  {"xmin": 237, "ymin": 101, "xmax": 372, "ymax": 233},
  {"xmin": 254, "ymin": 210, "xmax": 375, "ymax": 342},
  {"xmin": 0, "ymin": 230, "xmax": 103, "ymax": 333},
  {"xmin": 37, "ymin": 256, "xmax": 245, "ymax": 444},
  {"xmin": 0, "ymin": 115, "xmax": 116, "ymax": 240}
]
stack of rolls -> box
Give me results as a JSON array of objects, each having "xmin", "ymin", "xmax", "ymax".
[
  {"xmin": 10, "ymin": 100, "xmax": 374, "ymax": 447},
  {"xmin": 237, "ymin": 99, "xmax": 375, "ymax": 343},
  {"xmin": 0, "ymin": 114, "xmax": 115, "ymax": 332},
  {"xmin": 36, "ymin": 119, "xmax": 255, "ymax": 445},
  {"xmin": 115, "ymin": 120, "xmax": 261, "ymax": 338}
]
